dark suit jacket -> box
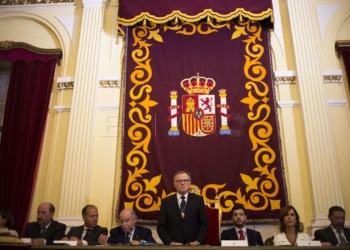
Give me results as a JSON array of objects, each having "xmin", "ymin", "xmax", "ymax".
[
  {"xmin": 220, "ymin": 227, "xmax": 264, "ymax": 246},
  {"xmin": 22, "ymin": 220, "xmax": 66, "ymax": 245},
  {"xmin": 314, "ymin": 226, "xmax": 350, "ymax": 246},
  {"xmin": 66, "ymin": 225, "xmax": 108, "ymax": 245},
  {"xmin": 107, "ymin": 226, "xmax": 156, "ymax": 244},
  {"xmin": 157, "ymin": 193, "xmax": 208, "ymax": 245}
]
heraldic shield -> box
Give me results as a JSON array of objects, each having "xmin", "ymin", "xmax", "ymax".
[{"xmin": 182, "ymin": 94, "xmax": 216, "ymax": 136}]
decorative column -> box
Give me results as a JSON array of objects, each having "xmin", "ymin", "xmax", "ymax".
[
  {"xmin": 218, "ymin": 89, "xmax": 230, "ymax": 135},
  {"xmin": 168, "ymin": 91, "xmax": 180, "ymax": 136},
  {"xmin": 57, "ymin": 0, "xmax": 106, "ymax": 226},
  {"xmin": 286, "ymin": 0, "xmax": 345, "ymax": 231}
]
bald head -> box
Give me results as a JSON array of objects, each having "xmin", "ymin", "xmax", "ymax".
[
  {"xmin": 119, "ymin": 208, "xmax": 137, "ymax": 233},
  {"xmin": 37, "ymin": 202, "xmax": 55, "ymax": 227}
]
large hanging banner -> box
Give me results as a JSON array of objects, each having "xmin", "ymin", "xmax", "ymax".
[{"xmin": 119, "ymin": 19, "xmax": 287, "ymax": 223}]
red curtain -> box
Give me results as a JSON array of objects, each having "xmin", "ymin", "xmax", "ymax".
[
  {"xmin": 338, "ymin": 48, "xmax": 350, "ymax": 88},
  {"xmin": 0, "ymin": 48, "xmax": 60, "ymax": 235}
]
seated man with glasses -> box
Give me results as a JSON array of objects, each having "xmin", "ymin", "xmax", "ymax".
[{"xmin": 157, "ymin": 170, "xmax": 208, "ymax": 245}]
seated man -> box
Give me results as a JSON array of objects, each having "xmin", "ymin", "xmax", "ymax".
[
  {"xmin": 221, "ymin": 205, "xmax": 263, "ymax": 246},
  {"xmin": 314, "ymin": 206, "xmax": 350, "ymax": 246},
  {"xmin": 98, "ymin": 208, "xmax": 156, "ymax": 245},
  {"xmin": 22, "ymin": 202, "xmax": 66, "ymax": 245},
  {"xmin": 61, "ymin": 205, "xmax": 107, "ymax": 245}
]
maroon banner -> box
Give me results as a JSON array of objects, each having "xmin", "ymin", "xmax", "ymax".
[{"xmin": 118, "ymin": 19, "xmax": 287, "ymax": 223}]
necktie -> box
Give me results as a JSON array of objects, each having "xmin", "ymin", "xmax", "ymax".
[
  {"xmin": 180, "ymin": 196, "xmax": 186, "ymax": 210},
  {"xmin": 239, "ymin": 230, "xmax": 245, "ymax": 240},
  {"xmin": 125, "ymin": 232, "xmax": 131, "ymax": 244},
  {"xmin": 83, "ymin": 228, "xmax": 91, "ymax": 240},
  {"xmin": 337, "ymin": 230, "xmax": 346, "ymax": 243},
  {"xmin": 40, "ymin": 227, "xmax": 46, "ymax": 237}
]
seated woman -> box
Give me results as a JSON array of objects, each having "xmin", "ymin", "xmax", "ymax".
[
  {"xmin": 273, "ymin": 205, "xmax": 310, "ymax": 246},
  {"xmin": 0, "ymin": 208, "xmax": 19, "ymax": 237}
]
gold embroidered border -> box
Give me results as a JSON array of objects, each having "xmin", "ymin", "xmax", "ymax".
[{"xmin": 118, "ymin": 8, "xmax": 274, "ymax": 27}]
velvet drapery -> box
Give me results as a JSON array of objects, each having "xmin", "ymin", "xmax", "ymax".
[
  {"xmin": 338, "ymin": 47, "xmax": 350, "ymax": 88},
  {"xmin": 0, "ymin": 48, "xmax": 60, "ymax": 235}
]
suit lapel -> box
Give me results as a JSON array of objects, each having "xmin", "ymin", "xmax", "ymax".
[
  {"xmin": 327, "ymin": 226, "xmax": 339, "ymax": 245},
  {"xmin": 230, "ymin": 228, "xmax": 238, "ymax": 240},
  {"xmin": 76, "ymin": 226, "xmax": 84, "ymax": 239},
  {"xmin": 44, "ymin": 220, "xmax": 56, "ymax": 238}
]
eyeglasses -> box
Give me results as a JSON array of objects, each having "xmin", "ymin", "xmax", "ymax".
[
  {"xmin": 233, "ymin": 213, "xmax": 245, "ymax": 217},
  {"xmin": 174, "ymin": 179, "xmax": 191, "ymax": 183}
]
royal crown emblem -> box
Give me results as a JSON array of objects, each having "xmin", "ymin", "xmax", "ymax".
[{"xmin": 168, "ymin": 73, "xmax": 231, "ymax": 137}]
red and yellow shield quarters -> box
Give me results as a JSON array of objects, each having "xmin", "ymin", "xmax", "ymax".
[{"xmin": 182, "ymin": 95, "xmax": 216, "ymax": 136}]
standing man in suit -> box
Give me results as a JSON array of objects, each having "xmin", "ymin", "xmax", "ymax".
[
  {"xmin": 157, "ymin": 170, "xmax": 208, "ymax": 245},
  {"xmin": 314, "ymin": 206, "xmax": 350, "ymax": 246},
  {"xmin": 221, "ymin": 205, "xmax": 263, "ymax": 246},
  {"xmin": 61, "ymin": 205, "xmax": 107, "ymax": 245},
  {"xmin": 98, "ymin": 208, "xmax": 156, "ymax": 245},
  {"xmin": 22, "ymin": 202, "xmax": 66, "ymax": 245}
]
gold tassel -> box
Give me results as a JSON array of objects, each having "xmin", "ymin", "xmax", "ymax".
[{"xmin": 143, "ymin": 18, "xmax": 146, "ymax": 26}]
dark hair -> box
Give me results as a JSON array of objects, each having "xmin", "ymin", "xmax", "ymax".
[
  {"xmin": 82, "ymin": 205, "xmax": 97, "ymax": 216},
  {"xmin": 0, "ymin": 208, "xmax": 15, "ymax": 229},
  {"xmin": 232, "ymin": 205, "xmax": 246, "ymax": 215},
  {"xmin": 278, "ymin": 205, "xmax": 304, "ymax": 233},
  {"xmin": 173, "ymin": 171, "xmax": 191, "ymax": 181},
  {"xmin": 329, "ymin": 206, "xmax": 345, "ymax": 216}
]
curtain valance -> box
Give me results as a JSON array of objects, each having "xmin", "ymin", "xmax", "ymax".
[
  {"xmin": 0, "ymin": 41, "xmax": 62, "ymax": 65},
  {"xmin": 117, "ymin": 0, "xmax": 274, "ymax": 28}
]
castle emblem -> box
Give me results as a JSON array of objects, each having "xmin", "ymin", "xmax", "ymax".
[{"xmin": 168, "ymin": 73, "xmax": 231, "ymax": 137}]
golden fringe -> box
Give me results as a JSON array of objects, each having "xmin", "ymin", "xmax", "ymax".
[{"xmin": 118, "ymin": 8, "xmax": 274, "ymax": 27}]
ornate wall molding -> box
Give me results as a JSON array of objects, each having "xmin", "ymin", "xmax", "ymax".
[
  {"xmin": 98, "ymin": 75, "xmax": 120, "ymax": 88},
  {"xmin": 274, "ymin": 70, "xmax": 297, "ymax": 85},
  {"xmin": 322, "ymin": 70, "xmax": 342, "ymax": 84},
  {"xmin": 99, "ymin": 80, "xmax": 119, "ymax": 88},
  {"xmin": 54, "ymin": 105, "xmax": 71, "ymax": 112},
  {"xmin": 57, "ymin": 76, "xmax": 74, "ymax": 90}
]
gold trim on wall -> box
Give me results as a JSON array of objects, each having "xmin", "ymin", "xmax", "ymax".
[
  {"xmin": 274, "ymin": 76, "xmax": 296, "ymax": 85},
  {"xmin": 58, "ymin": 82, "xmax": 74, "ymax": 90},
  {"xmin": 99, "ymin": 80, "xmax": 119, "ymax": 88}
]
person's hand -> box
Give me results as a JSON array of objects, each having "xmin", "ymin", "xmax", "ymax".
[
  {"xmin": 98, "ymin": 234, "xmax": 108, "ymax": 245},
  {"xmin": 31, "ymin": 238, "xmax": 45, "ymax": 245},
  {"xmin": 339, "ymin": 242, "xmax": 350, "ymax": 246},
  {"xmin": 321, "ymin": 242, "xmax": 332, "ymax": 247},
  {"xmin": 61, "ymin": 237, "xmax": 68, "ymax": 241},
  {"xmin": 130, "ymin": 240, "xmax": 143, "ymax": 245},
  {"xmin": 68, "ymin": 237, "xmax": 82, "ymax": 246},
  {"xmin": 170, "ymin": 242, "xmax": 183, "ymax": 245},
  {"xmin": 189, "ymin": 241, "xmax": 200, "ymax": 245}
]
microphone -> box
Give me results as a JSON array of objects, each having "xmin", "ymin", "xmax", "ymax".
[{"xmin": 252, "ymin": 220, "xmax": 258, "ymax": 246}]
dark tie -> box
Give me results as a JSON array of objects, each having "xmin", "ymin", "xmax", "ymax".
[
  {"xmin": 239, "ymin": 230, "xmax": 245, "ymax": 240},
  {"xmin": 337, "ymin": 230, "xmax": 346, "ymax": 243},
  {"xmin": 180, "ymin": 196, "xmax": 186, "ymax": 210},
  {"xmin": 83, "ymin": 228, "xmax": 91, "ymax": 240},
  {"xmin": 40, "ymin": 227, "xmax": 46, "ymax": 237},
  {"xmin": 125, "ymin": 232, "xmax": 131, "ymax": 244}
]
